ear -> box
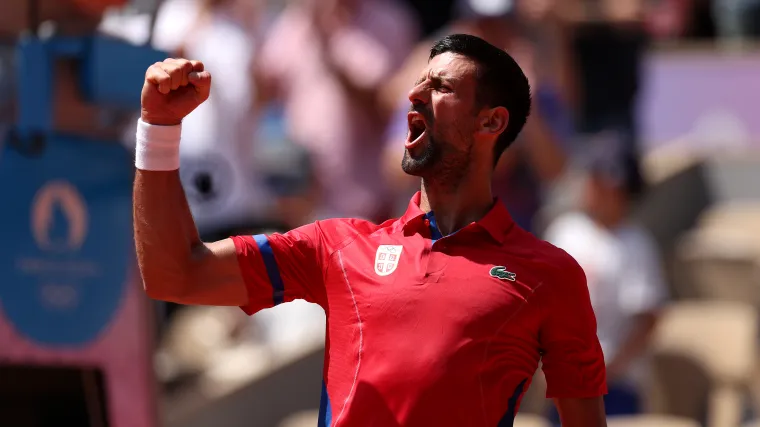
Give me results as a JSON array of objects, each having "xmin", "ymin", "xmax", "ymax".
[{"xmin": 477, "ymin": 106, "xmax": 509, "ymax": 140}]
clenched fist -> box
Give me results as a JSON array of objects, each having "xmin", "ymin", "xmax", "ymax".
[{"xmin": 141, "ymin": 58, "xmax": 212, "ymax": 126}]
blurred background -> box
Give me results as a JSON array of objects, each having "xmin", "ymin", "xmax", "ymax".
[{"xmin": 1, "ymin": 0, "xmax": 760, "ymax": 426}]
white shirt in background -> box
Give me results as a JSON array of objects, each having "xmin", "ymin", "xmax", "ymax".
[
  {"xmin": 544, "ymin": 212, "xmax": 668, "ymax": 385},
  {"xmin": 105, "ymin": 0, "xmax": 271, "ymax": 233},
  {"xmin": 155, "ymin": 0, "xmax": 271, "ymax": 232}
]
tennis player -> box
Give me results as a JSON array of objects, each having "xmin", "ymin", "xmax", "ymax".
[{"xmin": 134, "ymin": 34, "xmax": 607, "ymax": 426}]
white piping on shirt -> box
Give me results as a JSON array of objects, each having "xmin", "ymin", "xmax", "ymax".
[
  {"xmin": 333, "ymin": 250, "xmax": 364, "ymax": 427},
  {"xmin": 478, "ymin": 281, "xmax": 544, "ymax": 425}
]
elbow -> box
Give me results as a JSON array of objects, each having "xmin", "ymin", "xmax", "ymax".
[
  {"xmin": 141, "ymin": 276, "xmax": 176, "ymax": 302},
  {"xmin": 142, "ymin": 278, "xmax": 170, "ymax": 301},
  {"xmin": 139, "ymin": 266, "xmax": 191, "ymax": 303}
]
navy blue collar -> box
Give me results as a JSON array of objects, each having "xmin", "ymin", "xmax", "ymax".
[{"xmin": 425, "ymin": 211, "xmax": 444, "ymax": 241}]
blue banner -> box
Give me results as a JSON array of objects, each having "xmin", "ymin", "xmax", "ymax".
[{"xmin": 0, "ymin": 135, "xmax": 133, "ymax": 347}]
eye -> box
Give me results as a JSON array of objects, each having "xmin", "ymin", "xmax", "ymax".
[{"xmin": 437, "ymin": 85, "xmax": 452, "ymax": 93}]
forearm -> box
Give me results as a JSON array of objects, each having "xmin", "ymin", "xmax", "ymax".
[
  {"xmin": 133, "ymin": 167, "xmax": 202, "ymax": 300},
  {"xmin": 134, "ymin": 59, "xmax": 249, "ymax": 306}
]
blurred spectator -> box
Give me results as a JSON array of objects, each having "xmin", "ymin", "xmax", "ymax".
[
  {"xmin": 513, "ymin": 1, "xmax": 656, "ymax": 209},
  {"xmin": 1, "ymin": 0, "xmax": 122, "ymax": 36},
  {"xmin": 1, "ymin": 0, "xmax": 134, "ymax": 144},
  {"xmin": 544, "ymin": 140, "xmax": 668, "ymax": 417},
  {"xmin": 557, "ymin": 0, "xmax": 649, "ymax": 181},
  {"xmin": 382, "ymin": 0, "xmax": 570, "ymax": 232},
  {"xmin": 514, "ymin": 0, "xmax": 579, "ymax": 108},
  {"xmin": 254, "ymin": 0, "xmax": 418, "ymax": 222},
  {"xmin": 150, "ymin": 0, "xmax": 272, "ymax": 236}
]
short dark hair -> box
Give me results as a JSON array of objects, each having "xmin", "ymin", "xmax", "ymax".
[{"xmin": 429, "ymin": 34, "xmax": 532, "ymax": 166}]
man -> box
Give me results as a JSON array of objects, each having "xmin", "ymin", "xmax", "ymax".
[
  {"xmin": 134, "ymin": 34, "xmax": 608, "ymax": 426},
  {"xmin": 381, "ymin": 0, "xmax": 570, "ymax": 232},
  {"xmin": 544, "ymin": 140, "xmax": 667, "ymax": 417}
]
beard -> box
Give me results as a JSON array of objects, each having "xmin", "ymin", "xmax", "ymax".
[
  {"xmin": 401, "ymin": 133, "xmax": 437, "ymax": 176},
  {"xmin": 401, "ymin": 127, "xmax": 472, "ymax": 190}
]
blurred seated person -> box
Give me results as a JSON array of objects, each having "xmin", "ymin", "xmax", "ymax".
[
  {"xmin": 254, "ymin": 0, "xmax": 418, "ymax": 223},
  {"xmin": 1, "ymin": 0, "xmax": 133, "ymax": 143},
  {"xmin": 550, "ymin": 0, "xmax": 649, "ymax": 184},
  {"xmin": 382, "ymin": 0, "xmax": 569, "ymax": 232},
  {"xmin": 543, "ymin": 140, "xmax": 668, "ymax": 417}
]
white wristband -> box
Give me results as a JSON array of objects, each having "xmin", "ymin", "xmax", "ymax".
[{"xmin": 135, "ymin": 118, "xmax": 181, "ymax": 171}]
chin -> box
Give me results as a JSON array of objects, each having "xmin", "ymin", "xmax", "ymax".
[
  {"xmin": 401, "ymin": 146, "xmax": 435, "ymax": 177},
  {"xmin": 401, "ymin": 152, "xmax": 423, "ymax": 177}
]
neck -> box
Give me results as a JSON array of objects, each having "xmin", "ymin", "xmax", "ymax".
[{"xmin": 419, "ymin": 174, "xmax": 494, "ymax": 236}]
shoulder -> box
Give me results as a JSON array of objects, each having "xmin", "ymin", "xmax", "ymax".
[
  {"xmin": 518, "ymin": 234, "xmax": 591, "ymax": 317},
  {"xmin": 510, "ymin": 226, "xmax": 587, "ymax": 292},
  {"xmin": 312, "ymin": 217, "xmax": 393, "ymax": 251},
  {"xmin": 537, "ymin": 238, "xmax": 586, "ymax": 282}
]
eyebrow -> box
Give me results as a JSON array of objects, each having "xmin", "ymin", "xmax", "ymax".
[{"xmin": 414, "ymin": 73, "xmax": 453, "ymax": 86}]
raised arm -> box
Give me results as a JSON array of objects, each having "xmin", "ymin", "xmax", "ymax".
[{"xmin": 134, "ymin": 58, "xmax": 246, "ymax": 306}]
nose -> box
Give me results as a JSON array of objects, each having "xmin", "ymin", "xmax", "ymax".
[{"xmin": 407, "ymin": 81, "xmax": 429, "ymax": 106}]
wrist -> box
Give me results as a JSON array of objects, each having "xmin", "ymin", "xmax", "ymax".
[
  {"xmin": 140, "ymin": 111, "xmax": 183, "ymax": 127},
  {"xmin": 135, "ymin": 119, "xmax": 181, "ymax": 171}
]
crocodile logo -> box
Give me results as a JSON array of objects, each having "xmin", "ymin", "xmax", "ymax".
[{"xmin": 489, "ymin": 266, "xmax": 516, "ymax": 282}]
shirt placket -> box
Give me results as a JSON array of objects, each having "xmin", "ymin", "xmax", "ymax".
[{"xmin": 422, "ymin": 217, "xmax": 449, "ymax": 282}]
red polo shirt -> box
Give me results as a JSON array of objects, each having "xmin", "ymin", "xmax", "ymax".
[{"xmin": 232, "ymin": 192, "xmax": 606, "ymax": 426}]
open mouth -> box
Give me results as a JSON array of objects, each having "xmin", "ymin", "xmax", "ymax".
[{"xmin": 405, "ymin": 112, "xmax": 427, "ymax": 150}]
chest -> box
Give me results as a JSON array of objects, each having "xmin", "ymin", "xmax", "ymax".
[{"xmin": 325, "ymin": 234, "xmax": 543, "ymax": 345}]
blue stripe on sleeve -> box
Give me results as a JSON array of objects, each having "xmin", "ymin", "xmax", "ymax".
[
  {"xmin": 318, "ymin": 380, "xmax": 333, "ymax": 427},
  {"xmin": 498, "ymin": 378, "xmax": 528, "ymax": 427},
  {"xmin": 253, "ymin": 234, "xmax": 285, "ymax": 306}
]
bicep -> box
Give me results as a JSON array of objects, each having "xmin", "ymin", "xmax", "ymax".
[
  {"xmin": 231, "ymin": 228, "xmax": 327, "ymax": 315},
  {"xmin": 177, "ymin": 222, "xmax": 328, "ymax": 312},
  {"xmin": 553, "ymin": 397, "xmax": 607, "ymax": 427}
]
